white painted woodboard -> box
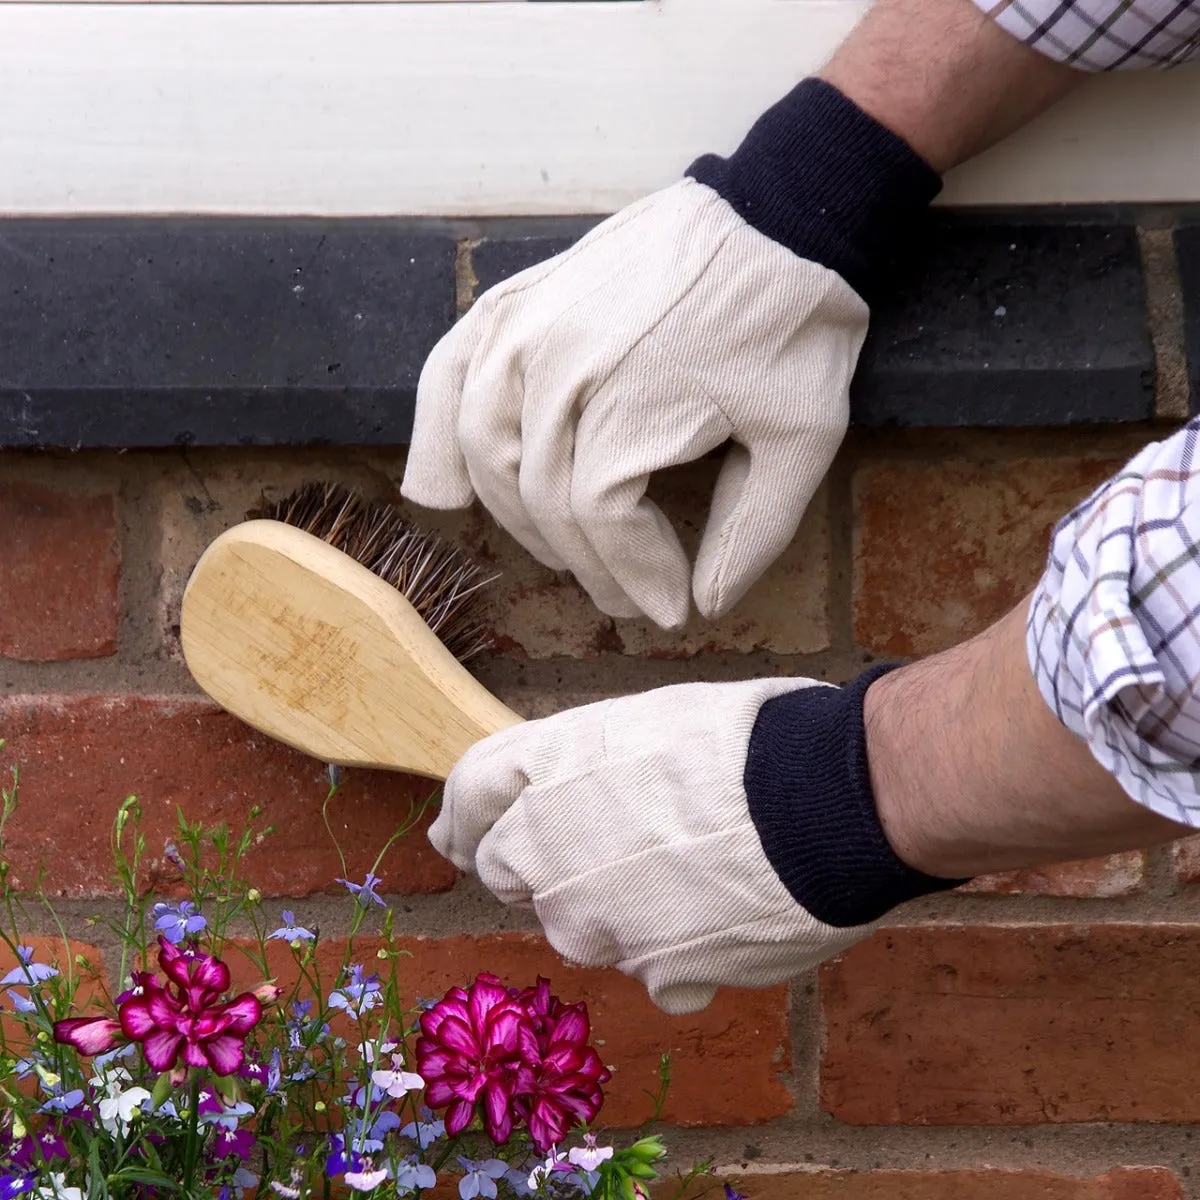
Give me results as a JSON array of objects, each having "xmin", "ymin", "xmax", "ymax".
[{"xmin": 1, "ymin": 0, "xmax": 1198, "ymax": 216}]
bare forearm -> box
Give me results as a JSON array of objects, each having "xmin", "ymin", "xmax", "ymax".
[
  {"xmin": 820, "ymin": 0, "xmax": 1086, "ymax": 172},
  {"xmin": 865, "ymin": 597, "xmax": 1187, "ymax": 880}
]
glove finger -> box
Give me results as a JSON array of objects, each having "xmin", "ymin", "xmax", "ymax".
[
  {"xmin": 401, "ymin": 300, "xmax": 492, "ymax": 510},
  {"xmin": 571, "ymin": 338, "xmax": 733, "ymax": 630},
  {"xmin": 692, "ymin": 421, "xmax": 842, "ymax": 620},
  {"xmin": 428, "ymin": 722, "xmax": 535, "ymax": 872},
  {"xmin": 516, "ymin": 359, "xmax": 643, "ymax": 620},
  {"xmin": 645, "ymin": 981, "xmax": 718, "ymax": 1016},
  {"xmin": 457, "ymin": 343, "xmax": 568, "ymax": 573},
  {"xmin": 474, "ymin": 812, "xmax": 534, "ymax": 907}
]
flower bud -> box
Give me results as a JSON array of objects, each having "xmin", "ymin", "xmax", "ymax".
[
  {"xmin": 74, "ymin": 954, "xmax": 90, "ymax": 969},
  {"xmin": 376, "ymin": 948, "xmax": 388, "ymax": 960},
  {"xmin": 150, "ymin": 1071, "xmax": 174, "ymax": 1111},
  {"xmin": 247, "ymin": 888, "xmax": 262, "ymax": 903},
  {"xmin": 35, "ymin": 1031, "xmax": 50, "ymax": 1045},
  {"xmin": 314, "ymin": 1100, "xmax": 327, "ymax": 1113},
  {"xmin": 11, "ymin": 1115, "xmax": 26, "ymax": 1141},
  {"xmin": 290, "ymin": 939, "xmax": 304, "ymax": 952},
  {"xmin": 255, "ymin": 982, "xmax": 284, "ymax": 1004}
]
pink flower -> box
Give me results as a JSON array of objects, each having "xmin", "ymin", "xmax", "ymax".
[
  {"xmin": 53, "ymin": 1015, "xmax": 124, "ymax": 1057},
  {"xmin": 416, "ymin": 974, "xmax": 610, "ymax": 1152},
  {"xmin": 117, "ymin": 938, "xmax": 262, "ymax": 1076},
  {"xmin": 512, "ymin": 978, "xmax": 610, "ymax": 1152},
  {"xmin": 415, "ymin": 973, "xmax": 538, "ymax": 1143}
]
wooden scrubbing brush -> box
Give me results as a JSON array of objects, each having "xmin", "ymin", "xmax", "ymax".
[{"xmin": 180, "ymin": 483, "xmax": 522, "ymax": 781}]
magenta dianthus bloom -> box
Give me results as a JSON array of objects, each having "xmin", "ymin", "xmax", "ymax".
[
  {"xmin": 512, "ymin": 978, "xmax": 611, "ymax": 1151},
  {"xmin": 416, "ymin": 973, "xmax": 610, "ymax": 1152},
  {"xmin": 415, "ymin": 973, "xmax": 537, "ymax": 1143},
  {"xmin": 55, "ymin": 937, "xmax": 262, "ymax": 1077}
]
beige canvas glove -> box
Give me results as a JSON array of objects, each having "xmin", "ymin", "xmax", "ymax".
[
  {"xmin": 402, "ymin": 178, "xmax": 868, "ymax": 630},
  {"xmin": 428, "ymin": 677, "xmax": 879, "ymax": 1016}
]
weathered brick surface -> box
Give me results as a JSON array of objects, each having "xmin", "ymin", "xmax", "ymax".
[
  {"xmin": 853, "ymin": 458, "xmax": 1118, "ymax": 656},
  {"xmin": 0, "ymin": 481, "xmax": 121, "ymax": 661},
  {"xmin": 959, "ymin": 852, "xmax": 1145, "ymax": 897},
  {"xmin": 245, "ymin": 933, "xmax": 792, "ymax": 1129},
  {"xmin": 1171, "ymin": 836, "xmax": 1200, "ymax": 880},
  {"xmin": 0, "ymin": 695, "xmax": 455, "ymax": 898},
  {"xmin": 670, "ymin": 1168, "xmax": 1183, "ymax": 1199},
  {"xmin": 821, "ymin": 925, "xmax": 1200, "ymax": 1124},
  {"xmin": 453, "ymin": 465, "xmax": 830, "ymax": 659},
  {"xmin": 156, "ymin": 456, "xmax": 829, "ymax": 662}
]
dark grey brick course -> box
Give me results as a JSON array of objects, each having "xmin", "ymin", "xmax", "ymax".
[{"xmin": 0, "ymin": 216, "xmax": 1159, "ymax": 447}]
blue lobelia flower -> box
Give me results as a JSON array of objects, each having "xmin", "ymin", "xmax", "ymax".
[
  {"xmin": 152, "ymin": 900, "xmax": 207, "ymax": 945},
  {"xmin": 0, "ymin": 947, "xmax": 58, "ymax": 988},
  {"xmin": 267, "ymin": 911, "xmax": 316, "ymax": 942},
  {"xmin": 336, "ymin": 873, "xmax": 386, "ymax": 908},
  {"xmin": 457, "ymin": 1158, "xmax": 508, "ymax": 1200},
  {"xmin": 394, "ymin": 1156, "xmax": 438, "ymax": 1193}
]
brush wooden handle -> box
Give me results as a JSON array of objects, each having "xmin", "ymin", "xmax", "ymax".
[{"xmin": 180, "ymin": 520, "xmax": 523, "ymax": 781}]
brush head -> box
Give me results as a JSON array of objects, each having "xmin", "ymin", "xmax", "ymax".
[{"xmin": 249, "ymin": 483, "xmax": 495, "ymax": 663}]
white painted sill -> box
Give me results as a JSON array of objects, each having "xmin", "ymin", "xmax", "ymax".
[{"xmin": 1, "ymin": 0, "xmax": 1198, "ymax": 216}]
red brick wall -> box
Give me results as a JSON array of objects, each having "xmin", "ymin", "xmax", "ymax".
[{"xmin": 5, "ymin": 425, "xmax": 1200, "ymax": 1196}]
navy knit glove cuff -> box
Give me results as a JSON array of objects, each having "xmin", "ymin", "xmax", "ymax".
[
  {"xmin": 688, "ymin": 79, "xmax": 942, "ymax": 302},
  {"xmin": 744, "ymin": 666, "xmax": 967, "ymax": 928}
]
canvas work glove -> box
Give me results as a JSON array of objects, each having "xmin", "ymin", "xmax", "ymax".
[
  {"xmin": 429, "ymin": 669, "xmax": 963, "ymax": 1015},
  {"xmin": 403, "ymin": 80, "xmax": 941, "ymax": 629}
]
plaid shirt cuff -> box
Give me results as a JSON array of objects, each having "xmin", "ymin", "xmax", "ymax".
[
  {"xmin": 974, "ymin": 0, "xmax": 1200, "ymax": 68},
  {"xmin": 1028, "ymin": 418, "xmax": 1200, "ymax": 827}
]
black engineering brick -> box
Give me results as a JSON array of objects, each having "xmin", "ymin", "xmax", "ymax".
[
  {"xmin": 0, "ymin": 221, "xmax": 456, "ymax": 447},
  {"xmin": 0, "ymin": 216, "xmax": 1154, "ymax": 448},
  {"xmin": 854, "ymin": 219, "xmax": 1154, "ymax": 426}
]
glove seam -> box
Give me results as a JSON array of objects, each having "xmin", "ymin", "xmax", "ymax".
[
  {"xmin": 479, "ymin": 196, "xmax": 653, "ymax": 309},
  {"xmin": 573, "ymin": 213, "xmax": 742, "ymax": 418}
]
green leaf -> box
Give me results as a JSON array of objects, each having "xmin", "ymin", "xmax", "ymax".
[{"xmin": 108, "ymin": 1167, "xmax": 184, "ymax": 1193}]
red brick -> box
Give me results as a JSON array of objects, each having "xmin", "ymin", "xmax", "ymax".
[
  {"xmin": 244, "ymin": 933, "xmax": 792, "ymax": 1129},
  {"xmin": 0, "ymin": 482, "xmax": 120, "ymax": 660},
  {"xmin": 0, "ymin": 695, "xmax": 455, "ymax": 898},
  {"xmin": 820, "ymin": 924, "xmax": 1200, "ymax": 1124},
  {"xmin": 670, "ymin": 1168, "xmax": 1183, "ymax": 1199},
  {"xmin": 853, "ymin": 458, "xmax": 1118, "ymax": 656},
  {"xmin": 959, "ymin": 852, "xmax": 1145, "ymax": 897}
]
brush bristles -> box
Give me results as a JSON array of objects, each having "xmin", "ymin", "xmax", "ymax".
[{"xmin": 249, "ymin": 483, "xmax": 496, "ymax": 664}]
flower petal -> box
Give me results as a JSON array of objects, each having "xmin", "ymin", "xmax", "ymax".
[
  {"xmin": 53, "ymin": 1016, "xmax": 123, "ymax": 1056},
  {"xmin": 219, "ymin": 993, "xmax": 262, "ymax": 1035},
  {"xmin": 481, "ymin": 1081, "xmax": 514, "ymax": 1144},
  {"xmin": 444, "ymin": 1097, "xmax": 474, "ymax": 1136},
  {"xmin": 203, "ymin": 1034, "xmax": 247, "ymax": 1077},
  {"xmin": 118, "ymin": 998, "xmax": 158, "ymax": 1041},
  {"xmin": 142, "ymin": 1029, "xmax": 184, "ymax": 1071},
  {"xmin": 436, "ymin": 1014, "xmax": 479, "ymax": 1058},
  {"xmin": 190, "ymin": 954, "xmax": 231, "ymax": 994}
]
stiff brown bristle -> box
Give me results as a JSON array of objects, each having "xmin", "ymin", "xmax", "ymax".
[{"xmin": 248, "ymin": 483, "xmax": 496, "ymax": 663}]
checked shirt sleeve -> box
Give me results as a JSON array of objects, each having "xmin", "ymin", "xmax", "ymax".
[
  {"xmin": 1028, "ymin": 419, "xmax": 1200, "ymax": 827},
  {"xmin": 973, "ymin": 0, "xmax": 1200, "ymax": 68}
]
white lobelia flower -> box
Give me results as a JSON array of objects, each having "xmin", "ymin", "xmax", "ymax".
[
  {"xmin": 568, "ymin": 1133, "xmax": 614, "ymax": 1171},
  {"xmin": 371, "ymin": 1052, "xmax": 424, "ymax": 1098},
  {"xmin": 37, "ymin": 1174, "xmax": 84, "ymax": 1200},
  {"xmin": 357, "ymin": 1039, "xmax": 397, "ymax": 1065},
  {"xmin": 98, "ymin": 1083, "xmax": 152, "ymax": 1135}
]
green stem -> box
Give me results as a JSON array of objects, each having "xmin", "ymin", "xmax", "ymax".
[{"xmin": 183, "ymin": 1074, "xmax": 202, "ymax": 1195}]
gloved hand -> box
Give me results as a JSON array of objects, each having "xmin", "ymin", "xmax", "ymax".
[
  {"xmin": 429, "ymin": 670, "xmax": 961, "ymax": 1015},
  {"xmin": 402, "ymin": 80, "xmax": 941, "ymax": 630}
]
